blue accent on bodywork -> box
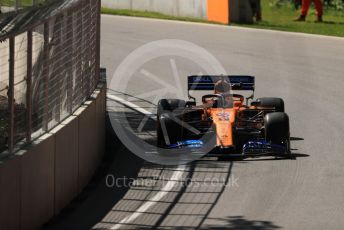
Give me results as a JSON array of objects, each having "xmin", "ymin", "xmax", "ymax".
[
  {"xmin": 243, "ymin": 140, "xmax": 286, "ymax": 154},
  {"xmin": 168, "ymin": 140, "xmax": 204, "ymax": 149}
]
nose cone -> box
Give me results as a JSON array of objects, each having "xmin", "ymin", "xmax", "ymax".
[{"xmin": 211, "ymin": 108, "xmax": 235, "ymax": 147}]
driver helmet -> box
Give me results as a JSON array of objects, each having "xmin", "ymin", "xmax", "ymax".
[
  {"xmin": 214, "ymin": 80, "xmax": 231, "ymax": 94},
  {"xmin": 214, "ymin": 79, "xmax": 233, "ymax": 108}
]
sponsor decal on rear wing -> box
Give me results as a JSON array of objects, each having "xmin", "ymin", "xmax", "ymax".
[{"xmin": 188, "ymin": 75, "xmax": 255, "ymax": 91}]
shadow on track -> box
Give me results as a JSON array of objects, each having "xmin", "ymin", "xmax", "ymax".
[
  {"xmin": 290, "ymin": 137, "xmax": 304, "ymax": 141},
  {"xmin": 237, "ymin": 153, "xmax": 309, "ymax": 162},
  {"xmin": 197, "ymin": 215, "xmax": 281, "ymax": 230},
  {"xmin": 129, "ymin": 215, "xmax": 281, "ymax": 229},
  {"xmin": 92, "ymin": 160, "xmax": 236, "ymax": 229}
]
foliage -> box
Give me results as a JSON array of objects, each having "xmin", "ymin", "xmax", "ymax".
[
  {"xmin": 0, "ymin": 96, "xmax": 26, "ymax": 153},
  {"xmin": 329, "ymin": 0, "xmax": 344, "ymax": 11}
]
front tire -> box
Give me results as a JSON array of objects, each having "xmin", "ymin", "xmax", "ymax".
[
  {"xmin": 157, "ymin": 99, "xmax": 186, "ymax": 116},
  {"xmin": 264, "ymin": 112, "xmax": 291, "ymax": 154},
  {"xmin": 157, "ymin": 99, "xmax": 185, "ymax": 147}
]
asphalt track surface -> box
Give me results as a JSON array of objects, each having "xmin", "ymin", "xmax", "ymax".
[{"xmin": 45, "ymin": 15, "xmax": 344, "ymax": 230}]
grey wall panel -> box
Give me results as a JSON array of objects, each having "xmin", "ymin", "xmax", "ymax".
[
  {"xmin": 95, "ymin": 86, "xmax": 106, "ymax": 166},
  {"xmin": 52, "ymin": 116, "xmax": 79, "ymax": 215},
  {"xmin": 21, "ymin": 134, "xmax": 55, "ymax": 230},
  {"xmin": 0, "ymin": 156, "xmax": 21, "ymax": 230},
  {"xmin": 77, "ymin": 101, "xmax": 97, "ymax": 192},
  {"xmin": 0, "ymin": 85, "xmax": 106, "ymax": 229},
  {"xmin": 102, "ymin": 0, "xmax": 208, "ymax": 19}
]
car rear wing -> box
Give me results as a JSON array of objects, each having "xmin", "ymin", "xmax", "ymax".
[
  {"xmin": 188, "ymin": 75, "xmax": 255, "ymax": 91},
  {"xmin": 187, "ymin": 75, "xmax": 255, "ymax": 103}
]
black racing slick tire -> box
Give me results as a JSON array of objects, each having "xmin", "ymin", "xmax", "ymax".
[
  {"xmin": 157, "ymin": 99, "xmax": 186, "ymax": 117},
  {"xmin": 157, "ymin": 99, "xmax": 185, "ymax": 148},
  {"xmin": 264, "ymin": 112, "xmax": 291, "ymax": 153},
  {"xmin": 256, "ymin": 97, "xmax": 285, "ymax": 112}
]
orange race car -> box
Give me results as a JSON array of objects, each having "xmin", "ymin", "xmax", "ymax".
[{"xmin": 156, "ymin": 75, "xmax": 291, "ymax": 158}]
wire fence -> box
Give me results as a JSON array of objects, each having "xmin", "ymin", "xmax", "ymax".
[{"xmin": 0, "ymin": 0, "xmax": 100, "ymax": 155}]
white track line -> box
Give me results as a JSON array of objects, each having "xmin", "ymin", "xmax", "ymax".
[
  {"xmin": 107, "ymin": 93, "xmax": 186, "ymax": 229},
  {"xmin": 110, "ymin": 167, "xmax": 185, "ymax": 229},
  {"xmin": 107, "ymin": 94, "xmax": 156, "ymax": 119}
]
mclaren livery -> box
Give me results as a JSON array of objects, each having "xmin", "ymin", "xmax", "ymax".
[{"xmin": 157, "ymin": 75, "xmax": 291, "ymax": 158}]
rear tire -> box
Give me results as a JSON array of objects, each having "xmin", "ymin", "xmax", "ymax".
[{"xmin": 256, "ymin": 97, "xmax": 285, "ymax": 112}]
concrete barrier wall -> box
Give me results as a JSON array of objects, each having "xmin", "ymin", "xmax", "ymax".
[
  {"xmin": 102, "ymin": 0, "xmax": 208, "ymax": 19},
  {"xmin": 51, "ymin": 116, "xmax": 79, "ymax": 215},
  {"xmin": 20, "ymin": 133, "xmax": 55, "ymax": 229},
  {"xmin": 0, "ymin": 83, "xmax": 106, "ymax": 230},
  {"xmin": 0, "ymin": 154, "xmax": 21, "ymax": 229}
]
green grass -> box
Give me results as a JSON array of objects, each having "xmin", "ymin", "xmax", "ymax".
[
  {"xmin": 238, "ymin": 0, "xmax": 344, "ymax": 37},
  {"xmin": 101, "ymin": 0, "xmax": 344, "ymax": 37}
]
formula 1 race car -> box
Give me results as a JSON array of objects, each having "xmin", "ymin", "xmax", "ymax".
[{"xmin": 156, "ymin": 75, "xmax": 291, "ymax": 158}]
